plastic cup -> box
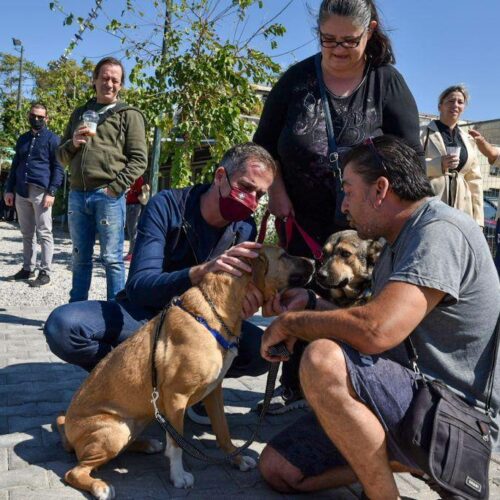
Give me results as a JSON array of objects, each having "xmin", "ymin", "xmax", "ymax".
[
  {"xmin": 446, "ymin": 146, "xmax": 461, "ymax": 157},
  {"xmin": 82, "ymin": 110, "xmax": 99, "ymax": 136}
]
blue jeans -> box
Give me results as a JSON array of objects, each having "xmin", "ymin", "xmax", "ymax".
[
  {"xmin": 68, "ymin": 189, "xmax": 126, "ymax": 302},
  {"xmin": 44, "ymin": 299, "xmax": 268, "ymax": 377}
]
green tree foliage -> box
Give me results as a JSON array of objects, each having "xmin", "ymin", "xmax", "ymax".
[
  {"xmin": 33, "ymin": 58, "xmax": 95, "ymax": 136},
  {"xmin": 0, "ymin": 52, "xmax": 38, "ymax": 99},
  {"xmin": 0, "ymin": 99, "xmax": 30, "ymax": 149},
  {"xmin": 0, "ymin": 53, "xmax": 94, "ymax": 146},
  {"xmin": 0, "ymin": 53, "xmax": 39, "ymax": 148},
  {"xmin": 51, "ymin": 0, "xmax": 288, "ymax": 186}
]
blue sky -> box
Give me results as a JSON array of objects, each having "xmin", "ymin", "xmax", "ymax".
[{"xmin": 1, "ymin": 0, "xmax": 499, "ymax": 121}]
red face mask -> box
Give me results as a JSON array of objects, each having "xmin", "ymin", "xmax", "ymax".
[{"xmin": 218, "ymin": 169, "xmax": 258, "ymax": 222}]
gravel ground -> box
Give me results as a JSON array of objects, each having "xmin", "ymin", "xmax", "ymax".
[{"xmin": 0, "ymin": 220, "xmax": 131, "ymax": 308}]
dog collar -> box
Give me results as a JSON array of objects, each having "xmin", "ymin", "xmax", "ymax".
[{"xmin": 171, "ymin": 297, "xmax": 238, "ymax": 351}]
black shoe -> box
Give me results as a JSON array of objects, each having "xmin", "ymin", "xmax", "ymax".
[
  {"xmin": 29, "ymin": 270, "xmax": 50, "ymax": 287},
  {"xmin": 254, "ymin": 385, "xmax": 308, "ymax": 415},
  {"xmin": 186, "ymin": 402, "xmax": 211, "ymax": 425},
  {"xmin": 9, "ymin": 268, "xmax": 35, "ymax": 280}
]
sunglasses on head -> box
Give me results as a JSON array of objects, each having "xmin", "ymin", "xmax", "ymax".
[{"xmin": 363, "ymin": 137, "xmax": 390, "ymax": 179}]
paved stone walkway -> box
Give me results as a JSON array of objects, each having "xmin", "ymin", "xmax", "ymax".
[{"xmin": 1, "ymin": 307, "xmax": 499, "ymax": 499}]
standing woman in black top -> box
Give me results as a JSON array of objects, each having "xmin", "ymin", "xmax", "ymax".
[{"xmin": 253, "ymin": 0, "xmax": 423, "ymax": 414}]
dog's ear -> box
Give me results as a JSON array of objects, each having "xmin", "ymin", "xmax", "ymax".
[
  {"xmin": 323, "ymin": 241, "xmax": 334, "ymax": 257},
  {"xmin": 251, "ymin": 252, "xmax": 269, "ymax": 292},
  {"xmin": 366, "ymin": 239, "xmax": 383, "ymax": 267}
]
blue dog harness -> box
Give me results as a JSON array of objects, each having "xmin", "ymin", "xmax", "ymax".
[{"xmin": 171, "ymin": 296, "xmax": 238, "ymax": 351}]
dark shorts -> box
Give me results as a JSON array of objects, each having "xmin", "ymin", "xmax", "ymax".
[{"xmin": 268, "ymin": 343, "xmax": 420, "ymax": 477}]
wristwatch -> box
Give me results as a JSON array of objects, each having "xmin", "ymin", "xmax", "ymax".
[{"xmin": 305, "ymin": 289, "xmax": 317, "ymax": 311}]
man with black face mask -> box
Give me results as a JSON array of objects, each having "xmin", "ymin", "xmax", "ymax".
[
  {"xmin": 4, "ymin": 103, "xmax": 64, "ymax": 286},
  {"xmin": 45, "ymin": 142, "xmax": 276, "ymax": 423}
]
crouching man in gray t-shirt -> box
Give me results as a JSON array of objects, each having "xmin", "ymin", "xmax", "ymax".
[{"xmin": 257, "ymin": 136, "xmax": 500, "ymax": 499}]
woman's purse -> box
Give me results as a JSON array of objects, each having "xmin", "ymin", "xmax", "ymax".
[{"xmin": 397, "ymin": 314, "xmax": 499, "ymax": 500}]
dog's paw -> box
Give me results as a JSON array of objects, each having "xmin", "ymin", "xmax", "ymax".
[
  {"xmin": 143, "ymin": 438, "xmax": 163, "ymax": 454},
  {"xmin": 171, "ymin": 470, "xmax": 194, "ymax": 489},
  {"xmin": 91, "ymin": 482, "xmax": 115, "ymax": 500},
  {"xmin": 237, "ymin": 455, "xmax": 257, "ymax": 471}
]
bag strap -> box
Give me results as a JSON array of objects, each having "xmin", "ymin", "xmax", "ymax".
[
  {"xmin": 485, "ymin": 312, "xmax": 500, "ymax": 413},
  {"xmin": 423, "ymin": 127, "xmax": 430, "ymax": 154},
  {"xmin": 314, "ymin": 53, "xmax": 342, "ymax": 180},
  {"xmin": 405, "ymin": 311, "xmax": 500, "ymax": 415}
]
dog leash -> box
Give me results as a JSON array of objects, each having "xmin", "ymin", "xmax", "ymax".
[
  {"xmin": 257, "ymin": 209, "xmax": 323, "ymax": 261},
  {"xmin": 197, "ymin": 286, "xmax": 240, "ymax": 344},
  {"xmin": 150, "ymin": 300, "xmax": 289, "ymax": 464}
]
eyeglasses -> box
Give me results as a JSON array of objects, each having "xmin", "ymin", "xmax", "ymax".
[
  {"xmin": 319, "ymin": 31, "xmax": 366, "ymax": 49},
  {"xmin": 364, "ymin": 137, "xmax": 390, "ymax": 179}
]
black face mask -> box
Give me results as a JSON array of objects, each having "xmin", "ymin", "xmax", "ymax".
[{"xmin": 29, "ymin": 115, "xmax": 45, "ymax": 131}]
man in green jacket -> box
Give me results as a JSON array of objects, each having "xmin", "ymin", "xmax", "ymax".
[{"xmin": 58, "ymin": 57, "xmax": 147, "ymax": 302}]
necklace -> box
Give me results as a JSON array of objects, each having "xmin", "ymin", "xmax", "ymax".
[
  {"xmin": 326, "ymin": 71, "xmax": 369, "ymax": 100},
  {"xmin": 324, "ymin": 59, "xmax": 371, "ymax": 100}
]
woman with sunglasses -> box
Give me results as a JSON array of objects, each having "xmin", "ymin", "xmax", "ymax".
[
  {"xmin": 423, "ymin": 84, "xmax": 500, "ymax": 226},
  {"xmin": 253, "ymin": 0, "xmax": 422, "ymax": 414}
]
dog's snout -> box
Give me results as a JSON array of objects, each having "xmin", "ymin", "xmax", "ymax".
[
  {"xmin": 337, "ymin": 278, "xmax": 349, "ymax": 289},
  {"xmin": 316, "ymin": 266, "xmax": 328, "ymax": 279},
  {"xmin": 289, "ymin": 273, "xmax": 309, "ymax": 287},
  {"xmin": 304, "ymin": 258, "xmax": 315, "ymax": 275},
  {"xmin": 287, "ymin": 256, "xmax": 315, "ymax": 288}
]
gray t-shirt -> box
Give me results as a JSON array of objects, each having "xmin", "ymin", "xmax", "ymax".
[{"xmin": 373, "ymin": 198, "xmax": 500, "ymax": 443}]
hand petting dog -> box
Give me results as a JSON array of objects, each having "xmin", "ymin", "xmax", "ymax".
[
  {"xmin": 189, "ymin": 241, "xmax": 262, "ymax": 284},
  {"xmin": 262, "ymin": 288, "xmax": 312, "ymax": 316},
  {"xmin": 189, "ymin": 241, "xmax": 265, "ymax": 319},
  {"xmin": 262, "ymin": 229, "xmax": 384, "ymax": 363}
]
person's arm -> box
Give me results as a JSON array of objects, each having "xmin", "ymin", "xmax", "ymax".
[
  {"xmin": 125, "ymin": 193, "xmax": 262, "ymax": 309},
  {"xmin": 468, "ymin": 129, "xmax": 500, "ymax": 165},
  {"xmin": 48, "ymin": 134, "xmax": 65, "ymax": 193},
  {"xmin": 42, "ymin": 135, "xmax": 65, "ymax": 209},
  {"xmin": 263, "ymin": 218, "xmax": 468, "ymax": 360},
  {"xmin": 261, "ymin": 281, "xmax": 445, "ymax": 361},
  {"xmin": 253, "ymin": 70, "xmax": 295, "ymax": 219},
  {"xmin": 262, "ymin": 287, "xmax": 336, "ymax": 317},
  {"xmin": 57, "ymin": 110, "xmax": 79, "ymax": 165},
  {"xmin": 382, "ymin": 68, "xmax": 425, "ymax": 169},
  {"xmin": 125, "ymin": 193, "xmax": 193, "ymax": 309},
  {"xmin": 107, "ymin": 110, "xmax": 148, "ymax": 195}
]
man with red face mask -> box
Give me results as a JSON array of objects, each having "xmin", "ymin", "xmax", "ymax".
[{"xmin": 44, "ymin": 142, "xmax": 276, "ymax": 421}]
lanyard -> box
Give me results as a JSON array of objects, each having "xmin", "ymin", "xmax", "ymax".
[{"xmin": 314, "ymin": 53, "xmax": 342, "ymax": 181}]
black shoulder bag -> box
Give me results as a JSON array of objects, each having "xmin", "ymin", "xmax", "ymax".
[{"xmin": 397, "ymin": 313, "xmax": 499, "ymax": 499}]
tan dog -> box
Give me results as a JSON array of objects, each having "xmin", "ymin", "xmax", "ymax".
[
  {"xmin": 316, "ymin": 230, "xmax": 383, "ymax": 307},
  {"xmin": 56, "ymin": 245, "xmax": 314, "ymax": 499}
]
